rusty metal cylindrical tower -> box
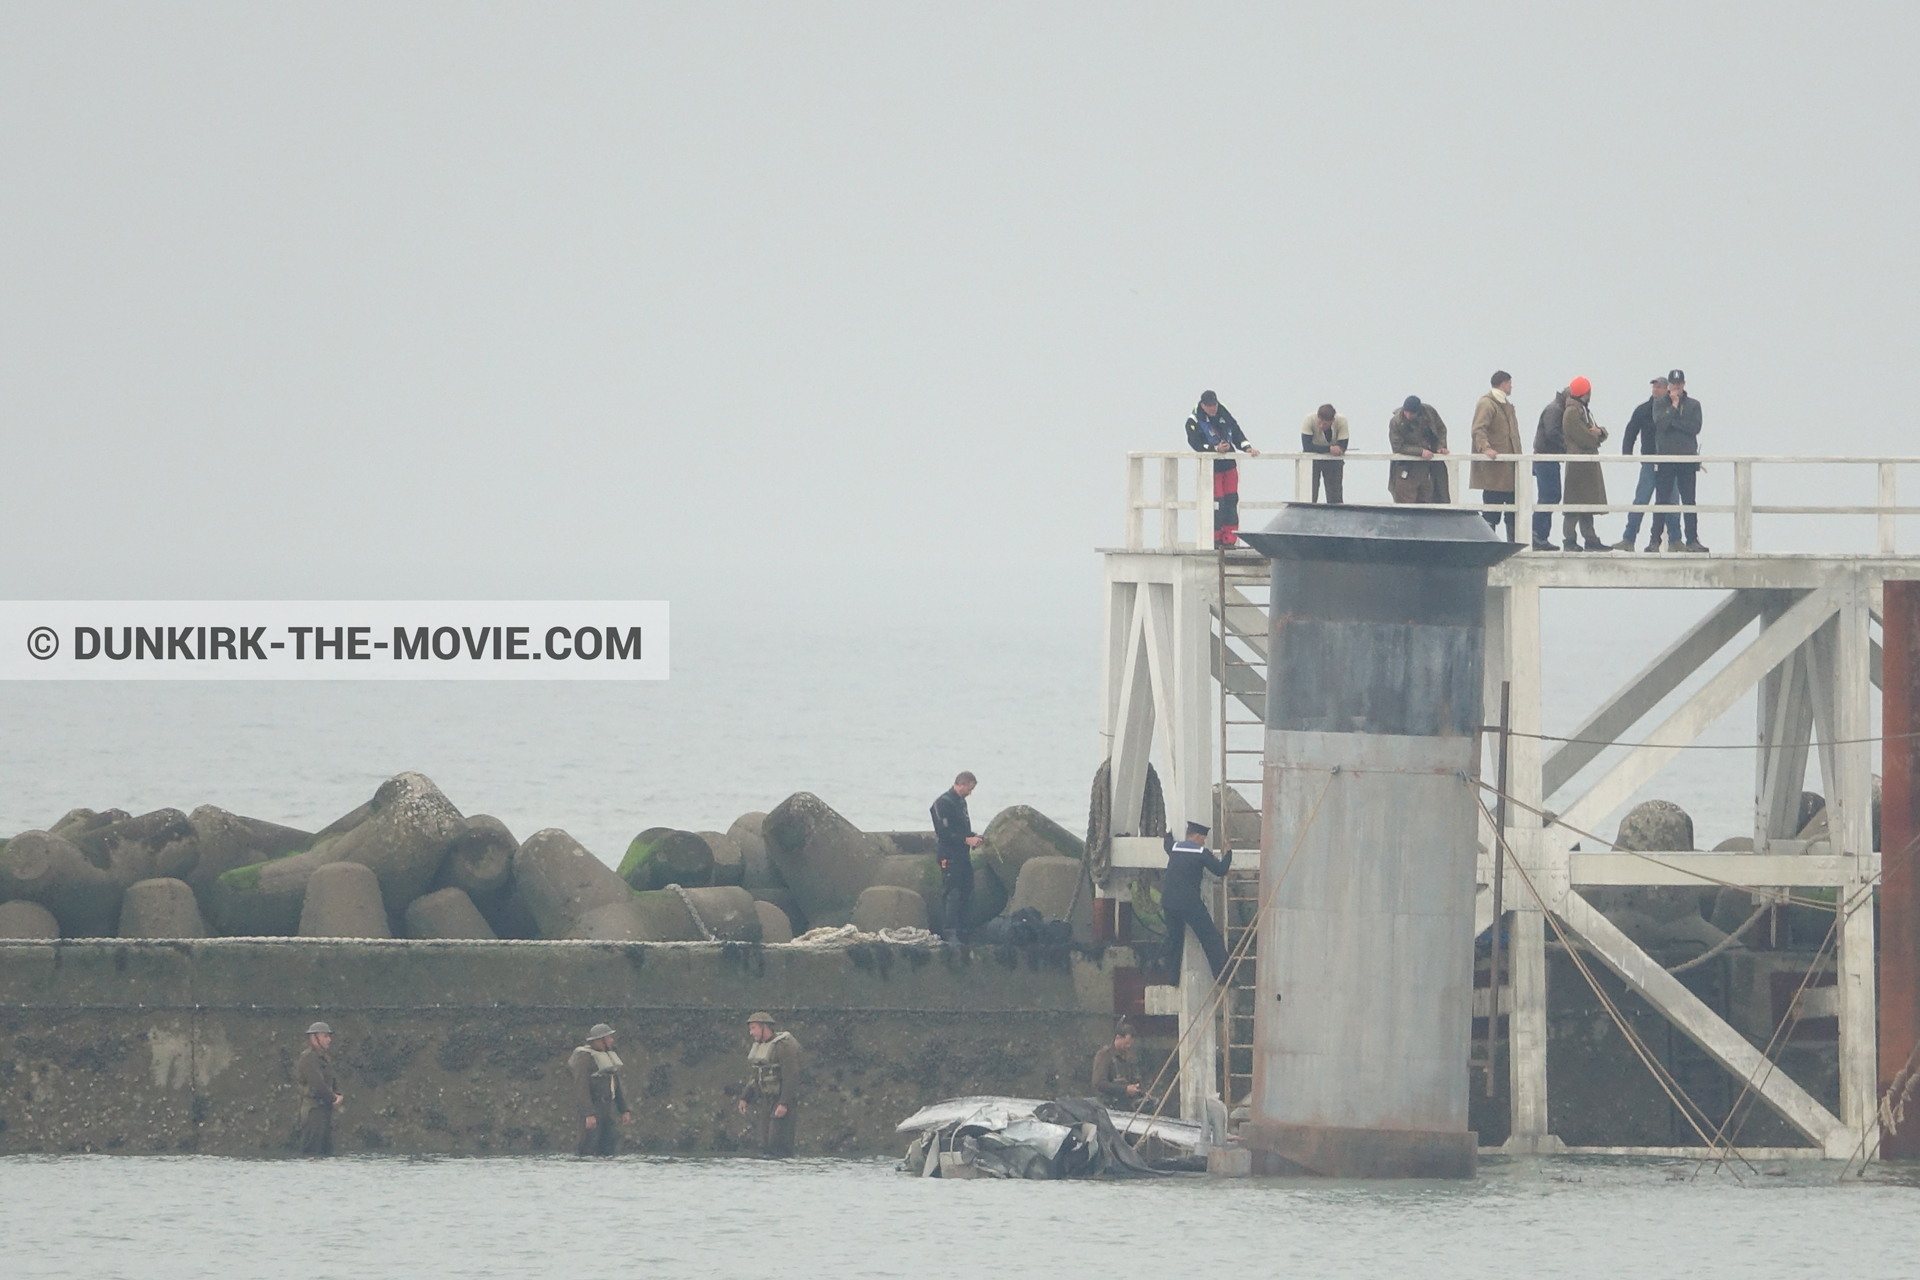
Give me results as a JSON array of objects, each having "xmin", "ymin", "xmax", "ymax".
[{"xmin": 1238, "ymin": 503, "xmax": 1519, "ymax": 1178}]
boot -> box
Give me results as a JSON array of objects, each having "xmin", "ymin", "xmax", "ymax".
[
  {"xmin": 1530, "ymin": 539, "xmax": 1557, "ymax": 551},
  {"xmin": 1681, "ymin": 540, "xmax": 1710, "ymax": 554},
  {"xmin": 1644, "ymin": 540, "xmax": 1663, "ymax": 553},
  {"xmin": 1561, "ymin": 538, "xmax": 1579, "ymax": 552},
  {"xmin": 1610, "ymin": 538, "xmax": 1635, "ymax": 551},
  {"xmin": 1583, "ymin": 539, "xmax": 1610, "ymax": 552}
]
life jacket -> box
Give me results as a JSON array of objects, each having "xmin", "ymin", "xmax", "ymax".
[{"xmin": 748, "ymin": 1032, "xmax": 793, "ymax": 1097}]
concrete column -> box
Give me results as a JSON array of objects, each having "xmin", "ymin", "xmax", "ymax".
[
  {"xmin": 1882, "ymin": 579, "xmax": 1920, "ymax": 1157},
  {"xmin": 1832, "ymin": 576, "xmax": 1877, "ymax": 1142}
]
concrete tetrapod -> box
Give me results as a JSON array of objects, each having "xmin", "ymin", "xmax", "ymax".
[
  {"xmin": 748, "ymin": 888, "xmax": 806, "ymax": 935},
  {"xmin": 0, "ymin": 831, "xmax": 122, "ymax": 937},
  {"xmin": 729, "ymin": 813, "xmax": 781, "ymax": 890},
  {"xmin": 618, "ymin": 828, "xmax": 714, "ymax": 891},
  {"xmin": 697, "ymin": 831, "xmax": 745, "ymax": 886},
  {"xmin": 851, "ymin": 885, "xmax": 928, "ymax": 932},
  {"xmin": 70, "ymin": 809, "xmax": 198, "ymax": 888},
  {"xmin": 513, "ymin": 828, "xmax": 631, "ymax": 939},
  {"xmin": 117, "ymin": 878, "xmax": 209, "ymax": 938},
  {"xmin": 182, "ymin": 806, "xmax": 316, "ymax": 900},
  {"xmin": 404, "ymin": 887, "xmax": 498, "ymax": 940},
  {"xmin": 299, "ymin": 861, "xmax": 391, "ymax": 938},
  {"xmin": 869, "ymin": 854, "xmax": 947, "ymax": 933},
  {"xmin": 762, "ymin": 792, "xmax": 885, "ymax": 928},
  {"xmin": 49, "ymin": 808, "xmax": 131, "ymax": 840},
  {"xmin": 978, "ymin": 806, "xmax": 1085, "ymax": 899},
  {"xmin": 318, "ymin": 772, "xmax": 466, "ymax": 906},
  {"xmin": 1007, "ymin": 855, "xmax": 1093, "ymax": 938},
  {"xmin": 0, "ymin": 900, "xmax": 60, "ymax": 939},
  {"xmin": 754, "ymin": 900, "xmax": 793, "ymax": 943},
  {"xmin": 434, "ymin": 815, "xmax": 517, "ymax": 897}
]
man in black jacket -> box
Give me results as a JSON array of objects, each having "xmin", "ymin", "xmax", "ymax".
[
  {"xmin": 1161, "ymin": 821, "xmax": 1232, "ymax": 983},
  {"xmin": 1651, "ymin": 370, "xmax": 1708, "ymax": 553},
  {"xmin": 931, "ymin": 771, "xmax": 983, "ymax": 943},
  {"xmin": 1530, "ymin": 388, "xmax": 1568, "ymax": 550},
  {"xmin": 1185, "ymin": 391, "xmax": 1260, "ymax": 548},
  {"xmin": 1613, "ymin": 376, "xmax": 1668, "ymax": 550}
]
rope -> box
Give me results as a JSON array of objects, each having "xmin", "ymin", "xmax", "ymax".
[
  {"xmin": 1469, "ymin": 778, "xmax": 1850, "ymax": 910},
  {"xmin": 1131, "ymin": 770, "xmax": 1339, "ymax": 1148},
  {"xmin": 665, "ymin": 883, "xmax": 716, "ymax": 941},
  {"xmin": 1510, "ymin": 729, "xmax": 1919, "ymax": 751},
  {"xmin": 1666, "ymin": 901, "xmax": 1771, "ymax": 974},
  {"xmin": 1465, "ymin": 783, "xmax": 1752, "ymax": 1176}
]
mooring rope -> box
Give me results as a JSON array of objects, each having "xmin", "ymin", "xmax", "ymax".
[{"xmin": 1507, "ymin": 729, "xmax": 1920, "ymax": 751}]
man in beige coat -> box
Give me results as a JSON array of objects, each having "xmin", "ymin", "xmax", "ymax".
[
  {"xmin": 1470, "ymin": 371, "xmax": 1523, "ymax": 541},
  {"xmin": 1560, "ymin": 376, "xmax": 1610, "ymax": 551}
]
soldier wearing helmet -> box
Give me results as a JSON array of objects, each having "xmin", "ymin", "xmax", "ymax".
[
  {"xmin": 568, "ymin": 1022, "xmax": 632, "ymax": 1157},
  {"xmin": 736, "ymin": 1012, "xmax": 803, "ymax": 1157},
  {"xmin": 294, "ymin": 1021, "xmax": 342, "ymax": 1156}
]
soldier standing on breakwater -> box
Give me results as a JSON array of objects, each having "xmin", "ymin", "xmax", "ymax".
[
  {"xmin": 737, "ymin": 1012, "xmax": 803, "ymax": 1157},
  {"xmin": 568, "ymin": 1022, "xmax": 632, "ymax": 1157},
  {"xmin": 294, "ymin": 1021, "xmax": 342, "ymax": 1156},
  {"xmin": 931, "ymin": 771, "xmax": 984, "ymax": 944}
]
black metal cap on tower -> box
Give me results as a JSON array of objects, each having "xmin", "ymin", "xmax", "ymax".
[{"xmin": 1238, "ymin": 504, "xmax": 1523, "ymax": 569}]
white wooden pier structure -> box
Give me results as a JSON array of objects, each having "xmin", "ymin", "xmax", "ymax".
[{"xmin": 1098, "ymin": 449, "xmax": 1913, "ymax": 1158}]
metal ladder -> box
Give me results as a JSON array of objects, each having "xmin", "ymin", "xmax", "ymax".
[{"xmin": 1213, "ymin": 550, "xmax": 1270, "ymax": 1113}]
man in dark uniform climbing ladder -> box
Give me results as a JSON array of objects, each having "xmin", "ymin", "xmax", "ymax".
[{"xmin": 1161, "ymin": 821, "xmax": 1233, "ymax": 983}]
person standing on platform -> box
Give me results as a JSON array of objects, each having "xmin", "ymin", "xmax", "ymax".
[
  {"xmin": 1470, "ymin": 372, "xmax": 1522, "ymax": 540},
  {"xmin": 1387, "ymin": 396, "xmax": 1450, "ymax": 503},
  {"xmin": 294, "ymin": 1021, "xmax": 342, "ymax": 1157},
  {"xmin": 1300, "ymin": 404, "xmax": 1348, "ymax": 503},
  {"xmin": 1160, "ymin": 821, "xmax": 1233, "ymax": 983},
  {"xmin": 1530, "ymin": 385, "xmax": 1570, "ymax": 550},
  {"xmin": 1092, "ymin": 1021, "xmax": 1145, "ymax": 1109},
  {"xmin": 1560, "ymin": 377, "xmax": 1610, "ymax": 551},
  {"xmin": 568, "ymin": 1022, "xmax": 632, "ymax": 1157},
  {"xmin": 1185, "ymin": 391, "xmax": 1261, "ymax": 548},
  {"xmin": 931, "ymin": 771, "xmax": 983, "ymax": 943},
  {"xmin": 1652, "ymin": 369, "xmax": 1708, "ymax": 553},
  {"xmin": 1613, "ymin": 376, "xmax": 1668, "ymax": 551},
  {"xmin": 738, "ymin": 1012, "xmax": 803, "ymax": 1156}
]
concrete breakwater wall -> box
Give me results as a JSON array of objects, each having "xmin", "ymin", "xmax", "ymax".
[
  {"xmin": 0, "ymin": 937, "xmax": 1123, "ymax": 1157},
  {"xmin": 0, "ymin": 934, "xmax": 1842, "ymax": 1157}
]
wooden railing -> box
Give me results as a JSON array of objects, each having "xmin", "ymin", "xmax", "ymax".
[{"xmin": 1123, "ymin": 451, "xmax": 1920, "ymax": 555}]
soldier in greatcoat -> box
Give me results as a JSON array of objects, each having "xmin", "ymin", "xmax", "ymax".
[
  {"xmin": 736, "ymin": 1011, "xmax": 802, "ymax": 1157},
  {"xmin": 294, "ymin": 1021, "xmax": 342, "ymax": 1157}
]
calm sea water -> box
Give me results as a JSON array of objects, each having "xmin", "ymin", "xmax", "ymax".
[
  {"xmin": 0, "ymin": 603, "xmax": 1791, "ymax": 863},
  {"xmin": 3, "ymin": 1154, "xmax": 1915, "ymax": 1280}
]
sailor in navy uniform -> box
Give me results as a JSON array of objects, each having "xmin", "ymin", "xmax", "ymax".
[{"xmin": 1161, "ymin": 821, "xmax": 1233, "ymax": 983}]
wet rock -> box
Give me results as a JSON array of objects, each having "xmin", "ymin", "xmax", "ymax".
[
  {"xmin": 183, "ymin": 806, "xmax": 315, "ymax": 899},
  {"xmin": 1615, "ymin": 800, "xmax": 1694, "ymax": 853},
  {"xmin": 513, "ymin": 828, "xmax": 631, "ymax": 938},
  {"xmin": 117, "ymin": 878, "xmax": 208, "ymax": 938},
  {"xmin": 763, "ymin": 793, "xmax": 885, "ymax": 928},
  {"xmin": 0, "ymin": 830, "xmax": 121, "ymax": 937},
  {"xmin": 749, "ymin": 887, "xmax": 807, "ymax": 934},
  {"xmin": 852, "ymin": 885, "xmax": 928, "ymax": 932},
  {"xmin": 0, "ymin": 899, "xmax": 59, "ymax": 939},
  {"xmin": 730, "ymin": 813, "xmax": 785, "ymax": 890},
  {"xmin": 979, "ymin": 806, "xmax": 1085, "ymax": 897},
  {"xmin": 697, "ymin": 831, "xmax": 745, "ymax": 886},
  {"xmin": 299, "ymin": 861, "xmax": 391, "ymax": 938},
  {"xmin": 320, "ymin": 773, "xmax": 466, "ymax": 905},
  {"xmin": 755, "ymin": 900, "xmax": 793, "ymax": 943},
  {"xmin": 1008, "ymin": 855, "xmax": 1092, "ymax": 936},
  {"xmin": 404, "ymin": 887, "xmax": 497, "ymax": 940},
  {"xmin": 870, "ymin": 854, "xmax": 946, "ymax": 933},
  {"xmin": 435, "ymin": 815, "xmax": 516, "ymax": 897},
  {"xmin": 618, "ymin": 828, "xmax": 714, "ymax": 891}
]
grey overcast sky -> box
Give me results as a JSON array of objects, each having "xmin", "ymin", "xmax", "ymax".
[{"xmin": 3, "ymin": 3, "xmax": 1916, "ymax": 624}]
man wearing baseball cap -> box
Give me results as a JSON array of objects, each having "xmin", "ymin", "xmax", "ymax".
[
  {"xmin": 1651, "ymin": 370, "xmax": 1708, "ymax": 552},
  {"xmin": 1613, "ymin": 376, "xmax": 1669, "ymax": 550}
]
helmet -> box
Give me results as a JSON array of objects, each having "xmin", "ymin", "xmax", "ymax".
[
  {"xmin": 306, "ymin": 1022, "xmax": 332, "ymax": 1036},
  {"xmin": 587, "ymin": 1023, "xmax": 616, "ymax": 1041},
  {"xmin": 747, "ymin": 1011, "xmax": 775, "ymax": 1026}
]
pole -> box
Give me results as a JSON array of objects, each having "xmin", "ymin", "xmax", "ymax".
[
  {"xmin": 1882, "ymin": 582, "xmax": 1920, "ymax": 1157},
  {"xmin": 1487, "ymin": 681, "xmax": 1510, "ymax": 1097}
]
